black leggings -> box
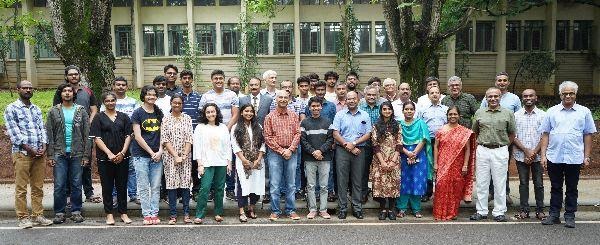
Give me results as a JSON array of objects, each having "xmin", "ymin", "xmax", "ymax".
[
  {"xmin": 98, "ymin": 161, "xmax": 128, "ymax": 214},
  {"xmin": 374, "ymin": 197, "xmax": 396, "ymax": 210},
  {"xmin": 236, "ymin": 173, "xmax": 260, "ymax": 208}
]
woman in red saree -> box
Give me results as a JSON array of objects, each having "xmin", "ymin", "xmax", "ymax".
[{"xmin": 433, "ymin": 106, "xmax": 476, "ymax": 220}]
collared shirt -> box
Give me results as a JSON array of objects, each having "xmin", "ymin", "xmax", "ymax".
[
  {"xmin": 480, "ymin": 91, "xmax": 522, "ymax": 113},
  {"xmin": 269, "ymin": 97, "xmax": 306, "ymax": 117},
  {"xmin": 416, "ymin": 94, "xmax": 446, "ymax": 112},
  {"xmin": 100, "ymin": 96, "xmax": 139, "ymax": 118},
  {"xmin": 237, "ymin": 92, "xmax": 246, "ymax": 98},
  {"xmin": 331, "ymin": 98, "xmax": 347, "ymax": 112},
  {"xmin": 417, "ymin": 103, "xmax": 448, "ymax": 138},
  {"xmin": 305, "ymin": 98, "xmax": 337, "ymax": 123},
  {"xmin": 178, "ymin": 90, "xmax": 202, "ymax": 129},
  {"xmin": 199, "ymin": 89, "xmax": 239, "ymax": 124},
  {"xmin": 4, "ymin": 100, "xmax": 47, "ymax": 153},
  {"xmin": 155, "ymin": 95, "xmax": 172, "ymax": 114},
  {"xmin": 383, "ymin": 93, "xmax": 401, "ymax": 102},
  {"xmin": 264, "ymin": 109, "xmax": 301, "ymax": 154},
  {"xmin": 391, "ymin": 99, "xmax": 409, "ymax": 122},
  {"xmin": 331, "ymin": 108, "xmax": 372, "ymax": 147},
  {"xmin": 472, "ymin": 107, "xmax": 516, "ymax": 146},
  {"xmin": 358, "ymin": 101, "xmax": 381, "ymax": 125},
  {"xmin": 441, "ymin": 92, "xmax": 478, "ymax": 128},
  {"xmin": 249, "ymin": 94, "xmax": 261, "ymax": 110},
  {"xmin": 539, "ymin": 103, "xmax": 597, "ymax": 164},
  {"xmin": 165, "ymin": 85, "xmax": 183, "ymax": 97},
  {"xmin": 260, "ymin": 88, "xmax": 278, "ymax": 98},
  {"xmin": 296, "ymin": 96, "xmax": 310, "ymax": 105},
  {"xmin": 513, "ymin": 107, "xmax": 546, "ymax": 162}
]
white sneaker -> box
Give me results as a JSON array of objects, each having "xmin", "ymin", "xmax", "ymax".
[
  {"xmin": 18, "ymin": 218, "xmax": 33, "ymax": 229},
  {"xmin": 32, "ymin": 215, "xmax": 53, "ymax": 226}
]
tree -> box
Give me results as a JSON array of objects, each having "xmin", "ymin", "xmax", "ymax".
[
  {"xmin": 45, "ymin": 0, "xmax": 115, "ymax": 95},
  {"xmin": 336, "ymin": 1, "xmax": 359, "ymax": 73},
  {"xmin": 512, "ymin": 51, "xmax": 559, "ymax": 92}
]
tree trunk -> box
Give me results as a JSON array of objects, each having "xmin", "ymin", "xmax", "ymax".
[{"xmin": 46, "ymin": 0, "xmax": 115, "ymax": 96}]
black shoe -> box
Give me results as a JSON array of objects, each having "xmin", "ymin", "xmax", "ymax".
[
  {"xmin": 378, "ymin": 210, "xmax": 387, "ymax": 220},
  {"xmin": 262, "ymin": 194, "xmax": 271, "ymax": 204},
  {"xmin": 295, "ymin": 191, "xmax": 306, "ymax": 201},
  {"xmin": 469, "ymin": 213, "xmax": 488, "ymax": 221},
  {"xmin": 541, "ymin": 216, "xmax": 561, "ymax": 225},
  {"xmin": 564, "ymin": 219, "xmax": 575, "ymax": 228},
  {"xmin": 226, "ymin": 190, "xmax": 236, "ymax": 201},
  {"xmin": 52, "ymin": 214, "xmax": 66, "ymax": 224},
  {"xmin": 388, "ymin": 210, "xmax": 397, "ymax": 220},
  {"xmin": 494, "ymin": 215, "xmax": 507, "ymax": 222},
  {"xmin": 338, "ymin": 211, "xmax": 347, "ymax": 219},
  {"xmin": 420, "ymin": 196, "xmax": 430, "ymax": 202},
  {"xmin": 327, "ymin": 192, "xmax": 337, "ymax": 202},
  {"xmin": 352, "ymin": 211, "xmax": 364, "ymax": 219}
]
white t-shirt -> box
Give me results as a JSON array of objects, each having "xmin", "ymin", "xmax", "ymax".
[{"xmin": 155, "ymin": 95, "xmax": 172, "ymax": 114}]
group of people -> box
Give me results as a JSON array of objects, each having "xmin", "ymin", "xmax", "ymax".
[{"xmin": 5, "ymin": 64, "xmax": 595, "ymax": 229}]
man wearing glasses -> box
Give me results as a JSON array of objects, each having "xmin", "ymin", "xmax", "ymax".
[{"xmin": 164, "ymin": 64, "xmax": 182, "ymax": 97}]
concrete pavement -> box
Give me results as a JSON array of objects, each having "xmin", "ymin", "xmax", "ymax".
[{"xmin": 0, "ymin": 178, "xmax": 599, "ymax": 218}]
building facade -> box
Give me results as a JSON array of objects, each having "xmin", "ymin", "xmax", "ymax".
[{"xmin": 1, "ymin": 0, "xmax": 599, "ymax": 96}]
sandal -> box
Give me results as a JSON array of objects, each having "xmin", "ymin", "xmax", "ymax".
[
  {"xmin": 86, "ymin": 195, "xmax": 102, "ymax": 203},
  {"xmin": 152, "ymin": 216, "xmax": 160, "ymax": 225},
  {"xmin": 414, "ymin": 212, "xmax": 423, "ymax": 218},
  {"xmin": 535, "ymin": 212, "xmax": 546, "ymax": 220},
  {"xmin": 396, "ymin": 210, "xmax": 406, "ymax": 218},
  {"xmin": 143, "ymin": 217, "xmax": 153, "ymax": 225},
  {"xmin": 214, "ymin": 215, "xmax": 224, "ymax": 222},
  {"xmin": 248, "ymin": 210, "xmax": 257, "ymax": 219},
  {"xmin": 514, "ymin": 211, "xmax": 530, "ymax": 220},
  {"xmin": 193, "ymin": 217, "xmax": 203, "ymax": 224},
  {"xmin": 168, "ymin": 217, "xmax": 177, "ymax": 225},
  {"xmin": 183, "ymin": 215, "xmax": 192, "ymax": 224},
  {"xmin": 239, "ymin": 213, "xmax": 248, "ymax": 223}
]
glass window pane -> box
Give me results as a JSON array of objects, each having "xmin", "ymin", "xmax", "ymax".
[
  {"xmin": 354, "ymin": 22, "xmax": 370, "ymax": 53},
  {"xmin": 456, "ymin": 21, "xmax": 472, "ymax": 51},
  {"xmin": 273, "ymin": 23, "xmax": 294, "ymax": 54},
  {"xmin": 300, "ymin": 0, "xmax": 320, "ymax": 5},
  {"xmin": 195, "ymin": 24, "xmax": 216, "ymax": 55},
  {"xmin": 276, "ymin": 0, "xmax": 294, "ymax": 5},
  {"xmin": 524, "ymin": 20, "xmax": 544, "ymax": 51},
  {"xmin": 506, "ymin": 21, "xmax": 520, "ymax": 51},
  {"xmin": 249, "ymin": 24, "xmax": 269, "ymax": 55},
  {"xmin": 115, "ymin": 25, "xmax": 132, "ymax": 57},
  {"xmin": 221, "ymin": 24, "xmax": 239, "ymax": 54},
  {"xmin": 168, "ymin": 25, "xmax": 187, "ymax": 56},
  {"xmin": 142, "ymin": 0, "xmax": 163, "ymax": 6},
  {"xmin": 9, "ymin": 40, "xmax": 25, "ymax": 59},
  {"xmin": 220, "ymin": 0, "xmax": 240, "ymax": 6},
  {"xmin": 573, "ymin": 20, "xmax": 592, "ymax": 51},
  {"xmin": 555, "ymin": 20, "xmax": 569, "ymax": 51},
  {"xmin": 475, "ymin": 21, "xmax": 495, "ymax": 52},
  {"xmin": 34, "ymin": 0, "xmax": 47, "ymax": 7},
  {"xmin": 143, "ymin": 25, "xmax": 165, "ymax": 56},
  {"xmin": 167, "ymin": 0, "xmax": 187, "ymax": 6},
  {"xmin": 375, "ymin": 21, "xmax": 390, "ymax": 53},
  {"xmin": 113, "ymin": 0, "xmax": 132, "ymax": 7},
  {"xmin": 324, "ymin": 22, "xmax": 340, "ymax": 54},
  {"xmin": 194, "ymin": 0, "xmax": 215, "ymax": 5},
  {"xmin": 300, "ymin": 22, "xmax": 320, "ymax": 54}
]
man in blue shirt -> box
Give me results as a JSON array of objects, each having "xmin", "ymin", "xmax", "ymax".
[
  {"xmin": 332, "ymin": 91, "xmax": 372, "ymax": 219},
  {"xmin": 540, "ymin": 81, "xmax": 596, "ymax": 228}
]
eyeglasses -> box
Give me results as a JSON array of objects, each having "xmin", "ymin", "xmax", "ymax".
[
  {"xmin": 165, "ymin": 72, "xmax": 177, "ymax": 76},
  {"xmin": 67, "ymin": 73, "xmax": 79, "ymax": 76},
  {"xmin": 497, "ymin": 79, "xmax": 508, "ymax": 82},
  {"xmin": 561, "ymin": 92, "xmax": 576, "ymax": 97}
]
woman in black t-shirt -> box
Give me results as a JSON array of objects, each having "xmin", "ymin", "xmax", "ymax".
[{"xmin": 90, "ymin": 92, "xmax": 133, "ymax": 225}]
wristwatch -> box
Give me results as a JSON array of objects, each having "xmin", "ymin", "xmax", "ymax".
[{"xmin": 352, "ymin": 141, "xmax": 357, "ymax": 146}]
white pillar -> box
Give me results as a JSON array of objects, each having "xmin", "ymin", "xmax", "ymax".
[{"xmin": 133, "ymin": 0, "xmax": 144, "ymax": 88}]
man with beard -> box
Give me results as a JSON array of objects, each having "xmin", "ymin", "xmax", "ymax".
[
  {"xmin": 4, "ymin": 80, "xmax": 53, "ymax": 229},
  {"xmin": 391, "ymin": 82, "xmax": 412, "ymax": 121},
  {"xmin": 227, "ymin": 76, "xmax": 245, "ymax": 98},
  {"xmin": 324, "ymin": 71, "xmax": 339, "ymax": 102},
  {"xmin": 345, "ymin": 71, "xmax": 363, "ymax": 100},
  {"xmin": 307, "ymin": 73, "xmax": 319, "ymax": 98},
  {"xmin": 297, "ymin": 76, "xmax": 311, "ymax": 105}
]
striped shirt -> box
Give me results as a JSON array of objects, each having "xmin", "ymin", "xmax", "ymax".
[
  {"xmin": 513, "ymin": 107, "xmax": 545, "ymax": 162},
  {"xmin": 199, "ymin": 89, "xmax": 239, "ymax": 124},
  {"xmin": 178, "ymin": 90, "xmax": 202, "ymax": 129},
  {"xmin": 417, "ymin": 103, "xmax": 448, "ymax": 138},
  {"xmin": 3, "ymin": 99, "xmax": 47, "ymax": 153},
  {"xmin": 264, "ymin": 109, "xmax": 301, "ymax": 154}
]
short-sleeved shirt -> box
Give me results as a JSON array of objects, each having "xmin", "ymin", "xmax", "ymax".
[
  {"xmin": 178, "ymin": 90, "xmax": 202, "ymax": 129},
  {"xmin": 270, "ymin": 97, "xmax": 306, "ymax": 117},
  {"xmin": 155, "ymin": 95, "xmax": 172, "ymax": 114},
  {"xmin": 90, "ymin": 111, "xmax": 133, "ymax": 161},
  {"xmin": 199, "ymin": 89, "xmax": 239, "ymax": 124},
  {"xmin": 417, "ymin": 103, "xmax": 448, "ymax": 138},
  {"xmin": 358, "ymin": 101, "xmax": 380, "ymax": 125},
  {"xmin": 472, "ymin": 107, "xmax": 516, "ymax": 146},
  {"xmin": 480, "ymin": 91, "xmax": 522, "ymax": 113},
  {"xmin": 416, "ymin": 94, "xmax": 446, "ymax": 112},
  {"xmin": 391, "ymin": 99, "xmax": 409, "ymax": 122},
  {"xmin": 130, "ymin": 107, "xmax": 162, "ymax": 157},
  {"xmin": 331, "ymin": 108, "xmax": 372, "ymax": 147},
  {"xmin": 539, "ymin": 103, "xmax": 597, "ymax": 164},
  {"xmin": 513, "ymin": 107, "xmax": 545, "ymax": 162},
  {"xmin": 165, "ymin": 85, "xmax": 182, "ymax": 97},
  {"xmin": 100, "ymin": 96, "xmax": 139, "ymax": 118},
  {"xmin": 441, "ymin": 92, "xmax": 478, "ymax": 129}
]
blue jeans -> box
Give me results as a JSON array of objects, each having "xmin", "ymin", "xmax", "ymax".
[
  {"xmin": 267, "ymin": 148, "xmax": 297, "ymax": 215},
  {"xmin": 112, "ymin": 158, "xmax": 137, "ymax": 199},
  {"xmin": 53, "ymin": 153, "xmax": 83, "ymax": 214},
  {"xmin": 132, "ymin": 157, "xmax": 163, "ymax": 217}
]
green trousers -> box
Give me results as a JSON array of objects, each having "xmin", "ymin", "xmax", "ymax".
[
  {"xmin": 396, "ymin": 194, "xmax": 421, "ymax": 212},
  {"xmin": 195, "ymin": 166, "xmax": 226, "ymax": 218}
]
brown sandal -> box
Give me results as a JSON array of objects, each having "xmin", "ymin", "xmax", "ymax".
[
  {"xmin": 248, "ymin": 209, "xmax": 257, "ymax": 219},
  {"xmin": 239, "ymin": 213, "xmax": 248, "ymax": 223},
  {"xmin": 214, "ymin": 215, "xmax": 224, "ymax": 222},
  {"xmin": 183, "ymin": 215, "xmax": 192, "ymax": 224}
]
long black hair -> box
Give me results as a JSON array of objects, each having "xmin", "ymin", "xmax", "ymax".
[
  {"xmin": 140, "ymin": 85, "xmax": 163, "ymax": 122},
  {"xmin": 199, "ymin": 103, "xmax": 223, "ymax": 126},
  {"xmin": 234, "ymin": 104, "xmax": 264, "ymax": 150},
  {"xmin": 374, "ymin": 101, "xmax": 400, "ymax": 143}
]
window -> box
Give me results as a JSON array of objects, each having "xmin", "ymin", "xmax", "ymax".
[
  {"xmin": 354, "ymin": 22, "xmax": 370, "ymax": 53},
  {"xmin": 221, "ymin": 24, "xmax": 239, "ymax": 54},
  {"xmin": 506, "ymin": 21, "xmax": 520, "ymax": 51},
  {"xmin": 324, "ymin": 22, "xmax": 341, "ymax": 54},
  {"xmin": 220, "ymin": 0, "xmax": 240, "ymax": 6},
  {"xmin": 142, "ymin": 0, "xmax": 163, "ymax": 6},
  {"xmin": 167, "ymin": 0, "xmax": 186, "ymax": 5},
  {"xmin": 375, "ymin": 22, "xmax": 391, "ymax": 53},
  {"xmin": 273, "ymin": 23, "xmax": 294, "ymax": 54},
  {"xmin": 250, "ymin": 24, "xmax": 269, "ymax": 55},
  {"xmin": 35, "ymin": 31, "xmax": 56, "ymax": 58},
  {"xmin": 555, "ymin": 20, "xmax": 569, "ymax": 51},
  {"xmin": 168, "ymin": 25, "xmax": 187, "ymax": 56},
  {"xmin": 573, "ymin": 20, "xmax": 592, "ymax": 51},
  {"xmin": 115, "ymin": 25, "xmax": 132, "ymax": 57},
  {"xmin": 34, "ymin": 0, "xmax": 47, "ymax": 7},
  {"xmin": 524, "ymin": 21, "xmax": 544, "ymax": 51},
  {"xmin": 113, "ymin": 0, "xmax": 132, "ymax": 6},
  {"xmin": 475, "ymin": 21, "xmax": 495, "ymax": 52},
  {"xmin": 143, "ymin": 25, "xmax": 165, "ymax": 56},
  {"xmin": 194, "ymin": 0, "xmax": 215, "ymax": 5},
  {"xmin": 300, "ymin": 22, "xmax": 320, "ymax": 54},
  {"xmin": 195, "ymin": 24, "xmax": 216, "ymax": 55},
  {"xmin": 456, "ymin": 22, "xmax": 472, "ymax": 51},
  {"xmin": 300, "ymin": 0, "xmax": 320, "ymax": 4},
  {"xmin": 9, "ymin": 40, "xmax": 25, "ymax": 59},
  {"xmin": 276, "ymin": 0, "xmax": 294, "ymax": 5},
  {"xmin": 323, "ymin": 0, "xmax": 344, "ymax": 5}
]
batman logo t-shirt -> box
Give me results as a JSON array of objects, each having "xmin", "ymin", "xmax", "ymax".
[{"xmin": 130, "ymin": 107, "xmax": 162, "ymax": 157}]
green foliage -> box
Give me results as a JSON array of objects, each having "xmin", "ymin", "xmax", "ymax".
[
  {"xmin": 513, "ymin": 51, "xmax": 559, "ymax": 89},
  {"xmin": 335, "ymin": 2, "xmax": 359, "ymax": 73},
  {"xmin": 177, "ymin": 33, "xmax": 203, "ymax": 87},
  {"xmin": 246, "ymin": 0, "xmax": 277, "ymax": 18},
  {"xmin": 236, "ymin": 9, "xmax": 260, "ymax": 89}
]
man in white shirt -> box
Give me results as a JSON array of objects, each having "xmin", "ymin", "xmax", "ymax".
[
  {"xmin": 324, "ymin": 71, "xmax": 339, "ymax": 102},
  {"xmin": 153, "ymin": 75, "xmax": 171, "ymax": 114},
  {"xmin": 416, "ymin": 76, "xmax": 446, "ymax": 112},
  {"xmin": 392, "ymin": 82, "xmax": 412, "ymax": 121}
]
